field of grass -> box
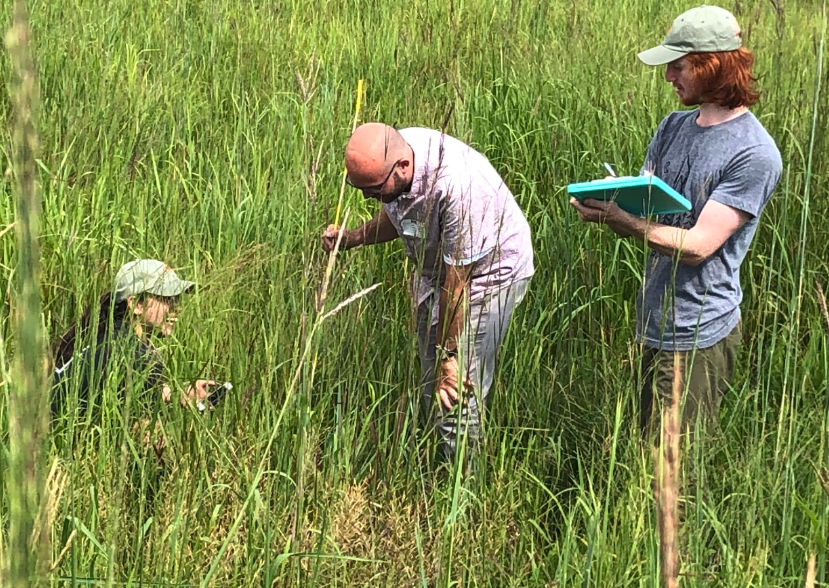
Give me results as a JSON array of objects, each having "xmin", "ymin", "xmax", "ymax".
[{"xmin": 1, "ymin": 0, "xmax": 828, "ymax": 585}]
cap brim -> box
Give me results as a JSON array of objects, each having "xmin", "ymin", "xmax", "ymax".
[
  {"xmin": 151, "ymin": 279, "xmax": 196, "ymax": 298},
  {"xmin": 637, "ymin": 45, "xmax": 688, "ymax": 66}
]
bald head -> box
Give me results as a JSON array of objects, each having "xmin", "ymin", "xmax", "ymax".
[{"xmin": 345, "ymin": 123, "xmax": 410, "ymax": 187}]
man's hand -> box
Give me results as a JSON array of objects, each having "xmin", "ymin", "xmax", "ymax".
[
  {"xmin": 570, "ymin": 197, "xmax": 637, "ymax": 238},
  {"xmin": 321, "ymin": 224, "xmax": 347, "ymax": 253},
  {"xmin": 436, "ymin": 357, "xmax": 474, "ymax": 410},
  {"xmin": 181, "ymin": 379, "xmax": 216, "ymax": 408}
]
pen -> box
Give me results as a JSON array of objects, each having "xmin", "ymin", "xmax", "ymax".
[{"xmin": 603, "ymin": 162, "xmax": 617, "ymax": 177}]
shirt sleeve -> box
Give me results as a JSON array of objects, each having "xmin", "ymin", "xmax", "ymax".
[{"xmin": 708, "ymin": 144, "xmax": 783, "ymax": 218}]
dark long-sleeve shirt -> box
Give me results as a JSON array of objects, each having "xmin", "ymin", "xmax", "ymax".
[{"xmin": 52, "ymin": 321, "xmax": 165, "ymax": 417}]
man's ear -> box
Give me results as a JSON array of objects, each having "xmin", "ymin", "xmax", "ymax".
[
  {"xmin": 396, "ymin": 156, "xmax": 414, "ymax": 184},
  {"xmin": 127, "ymin": 295, "xmax": 144, "ymax": 316}
]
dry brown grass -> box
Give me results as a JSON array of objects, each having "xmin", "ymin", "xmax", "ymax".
[
  {"xmin": 652, "ymin": 353, "xmax": 681, "ymax": 588},
  {"xmin": 275, "ymin": 480, "xmax": 439, "ymax": 586},
  {"xmin": 805, "ymin": 552, "xmax": 816, "ymax": 588}
]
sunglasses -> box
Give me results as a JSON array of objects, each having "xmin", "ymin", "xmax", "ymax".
[{"xmin": 345, "ymin": 161, "xmax": 399, "ymax": 195}]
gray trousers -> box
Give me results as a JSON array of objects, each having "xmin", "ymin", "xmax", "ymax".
[{"xmin": 417, "ymin": 277, "xmax": 531, "ymax": 464}]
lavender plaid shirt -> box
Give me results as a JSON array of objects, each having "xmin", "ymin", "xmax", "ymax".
[{"xmin": 383, "ymin": 128, "xmax": 534, "ymax": 305}]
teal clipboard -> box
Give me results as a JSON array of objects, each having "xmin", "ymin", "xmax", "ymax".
[{"xmin": 567, "ymin": 175, "xmax": 692, "ymax": 216}]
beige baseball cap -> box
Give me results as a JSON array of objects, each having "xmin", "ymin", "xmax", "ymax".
[
  {"xmin": 114, "ymin": 259, "xmax": 195, "ymax": 302},
  {"xmin": 638, "ymin": 5, "xmax": 742, "ymax": 66}
]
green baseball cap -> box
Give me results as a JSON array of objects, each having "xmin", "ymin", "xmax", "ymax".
[
  {"xmin": 114, "ymin": 259, "xmax": 195, "ymax": 302},
  {"xmin": 638, "ymin": 5, "xmax": 741, "ymax": 66}
]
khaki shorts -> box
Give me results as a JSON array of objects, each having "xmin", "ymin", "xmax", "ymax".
[{"xmin": 639, "ymin": 321, "xmax": 742, "ymax": 440}]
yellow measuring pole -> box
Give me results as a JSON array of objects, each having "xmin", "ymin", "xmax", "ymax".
[{"xmin": 334, "ymin": 79, "xmax": 364, "ymax": 228}]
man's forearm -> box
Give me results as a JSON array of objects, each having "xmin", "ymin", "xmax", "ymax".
[
  {"xmin": 614, "ymin": 215, "xmax": 705, "ymax": 266},
  {"xmin": 438, "ymin": 264, "xmax": 471, "ymax": 352},
  {"xmin": 345, "ymin": 208, "xmax": 398, "ymax": 249}
]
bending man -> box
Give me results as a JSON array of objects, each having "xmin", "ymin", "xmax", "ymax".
[{"xmin": 322, "ymin": 123, "xmax": 534, "ymax": 466}]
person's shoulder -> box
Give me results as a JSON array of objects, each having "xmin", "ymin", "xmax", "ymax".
[
  {"xmin": 399, "ymin": 127, "xmax": 442, "ymax": 141},
  {"xmin": 399, "ymin": 127, "xmax": 461, "ymax": 147},
  {"xmin": 661, "ymin": 109, "xmax": 695, "ymax": 129},
  {"xmin": 400, "ymin": 128, "xmax": 471, "ymax": 165},
  {"xmin": 667, "ymin": 109, "xmax": 696, "ymax": 121},
  {"xmin": 735, "ymin": 112, "xmax": 782, "ymax": 169},
  {"xmin": 740, "ymin": 112, "xmax": 780, "ymax": 147}
]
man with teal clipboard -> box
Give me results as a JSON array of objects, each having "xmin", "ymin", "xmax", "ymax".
[{"xmin": 570, "ymin": 5, "xmax": 782, "ymax": 440}]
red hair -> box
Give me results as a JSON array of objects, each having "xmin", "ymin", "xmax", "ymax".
[{"xmin": 684, "ymin": 48, "xmax": 760, "ymax": 108}]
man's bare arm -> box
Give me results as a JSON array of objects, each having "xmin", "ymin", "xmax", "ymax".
[
  {"xmin": 435, "ymin": 261, "xmax": 474, "ymax": 409},
  {"xmin": 571, "ymin": 198, "xmax": 750, "ymax": 267},
  {"xmin": 438, "ymin": 262, "xmax": 473, "ymax": 353},
  {"xmin": 322, "ymin": 208, "xmax": 398, "ymax": 252}
]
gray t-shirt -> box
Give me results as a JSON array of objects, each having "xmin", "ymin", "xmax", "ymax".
[{"xmin": 637, "ymin": 110, "xmax": 782, "ymax": 351}]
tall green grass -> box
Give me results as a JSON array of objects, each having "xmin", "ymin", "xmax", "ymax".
[
  {"xmin": 3, "ymin": 0, "xmax": 49, "ymax": 586},
  {"xmin": 1, "ymin": 0, "xmax": 828, "ymax": 586}
]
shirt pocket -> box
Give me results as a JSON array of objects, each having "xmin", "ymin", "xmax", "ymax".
[{"xmin": 401, "ymin": 219, "xmax": 424, "ymax": 238}]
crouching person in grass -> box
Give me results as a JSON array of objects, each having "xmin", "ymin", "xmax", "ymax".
[
  {"xmin": 570, "ymin": 5, "xmax": 782, "ymax": 442},
  {"xmin": 51, "ymin": 259, "xmax": 216, "ymax": 467},
  {"xmin": 321, "ymin": 123, "xmax": 534, "ymax": 471}
]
